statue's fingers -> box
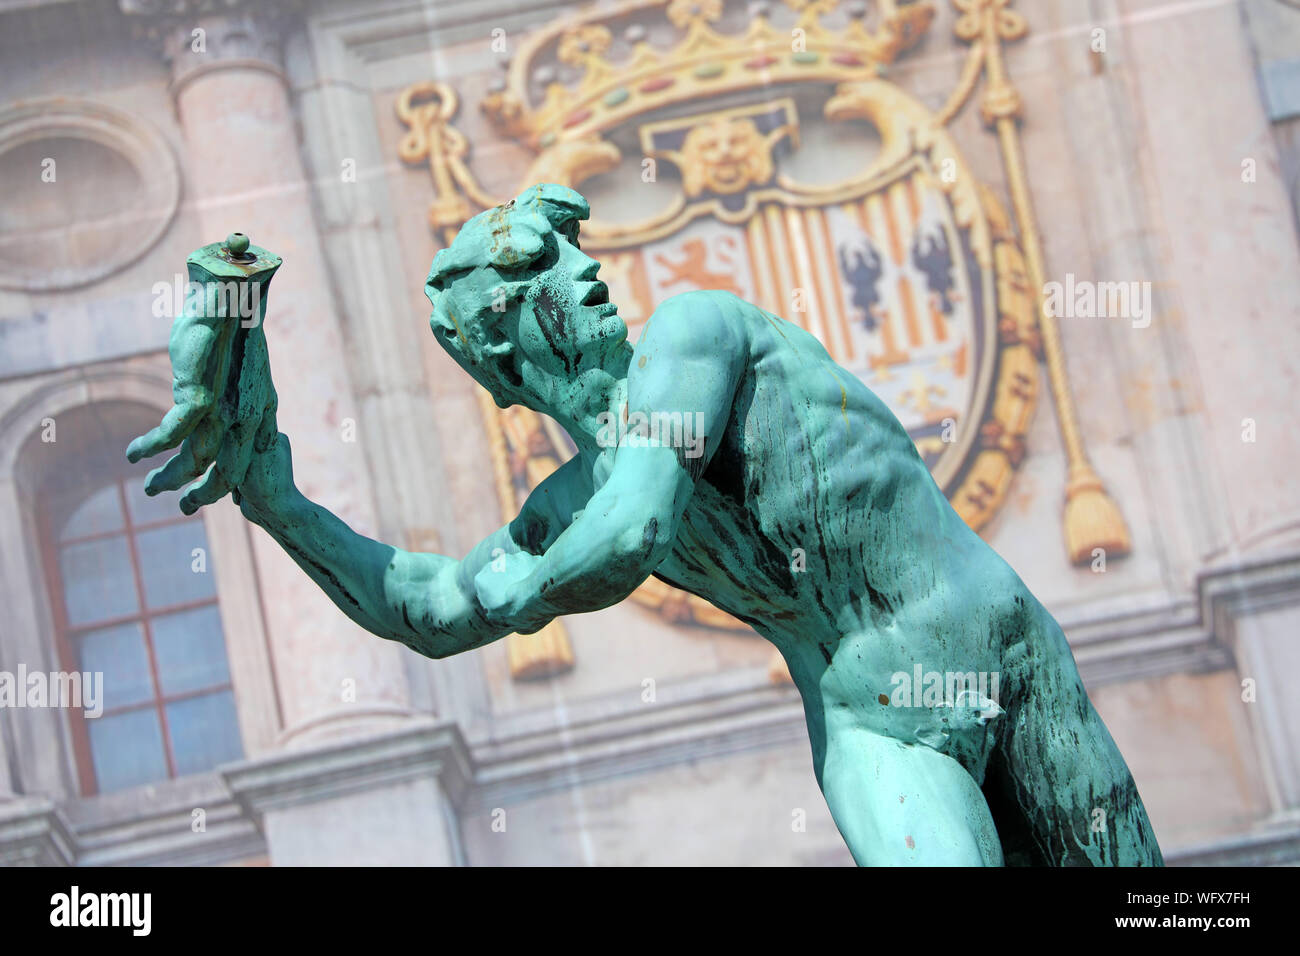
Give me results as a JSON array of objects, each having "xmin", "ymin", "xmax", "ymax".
[
  {"xmin": 178, "ymin": 464, "xmax": 234, "ymax": 516},
  {"xmin": 126, "ymin": 400, "xmax": 210, "ymax": 463},
  {"xmin": 144, "ymin": 438, "xmax": 206, "ymax": 496}
]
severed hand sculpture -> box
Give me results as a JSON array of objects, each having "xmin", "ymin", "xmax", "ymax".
[{"xmin": 129, "ymin": 184, "xmax": 1163, "ymax": 866}]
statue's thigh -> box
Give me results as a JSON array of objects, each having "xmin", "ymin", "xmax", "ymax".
[
  {"xmin": 995, "ymin": 673, "xmax": 1164, "ymax": 866},
  {"xmin": 821, "ymin": 726, "xmax": 1003, "ymax": 866}
]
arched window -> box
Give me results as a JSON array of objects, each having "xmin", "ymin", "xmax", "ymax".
[{"xmin": 34, "ymin": 404, "xmax": 243, "ymax": 794}]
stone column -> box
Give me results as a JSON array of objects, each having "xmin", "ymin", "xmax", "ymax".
[
  {"xmin": 121, "ymin": 0, "xmax": 466, "ymax": 865},
  {"xmin": 127, "ymin": 1, "xmax": 415, "ymax": 747}
]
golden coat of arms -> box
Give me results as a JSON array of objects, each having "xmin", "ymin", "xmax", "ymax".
[{"xmin": 396, "ymin": 0, "xmax": 1131, "ymax": 678}]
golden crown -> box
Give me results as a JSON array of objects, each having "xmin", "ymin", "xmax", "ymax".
[{"xmin": 481, "ymin": 0, "xmax": 935, "ymax": 148}]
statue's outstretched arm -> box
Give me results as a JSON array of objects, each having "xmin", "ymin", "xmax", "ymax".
[
  {"xmin": 473, "ymin": 293, "xmax": 745, "ymax": 625},
  {"xmin": 234, "ymin": 436, "xmax": 591, "ymax": 659},
  {"xmin": 126, "ymin": 234, "xmax": 592, "ymax": 660}
]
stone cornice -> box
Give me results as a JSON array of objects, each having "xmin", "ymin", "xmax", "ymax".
[
  {"xmin": 0, "ymin": 797, "xmax": 75, "ymax": 866},
  {"xmin": 1166, "ymin": 814, "xmax": 1300, "ymax": 867},
  {"xmin": 222, "ymin": 718, "xmax": 474, "ymax": 816},
  {"xmin": 1063, "ymin": 591, "xmax": 1228, "ymax": 686},
  {"xmin": 468, "ymin": 670, "xmax": 808, "ymax": 812},
  {"xmin": 59, "ymin": 775, "xmax": 264, "ymax": 867},
  {"xmin": 0, "ymin": 0, "xmax": 77, "ymax": 14},
  {"xmin": 1200, "ymin": 551, "xmax": 1300, "ymax": 652},
  {"xmin": 75, "ymin": 804, "xmax": 262, "ymax": 867},
  {"xmin": 120, "ymin": 0, "xmax": 265, "ymax": 13}
]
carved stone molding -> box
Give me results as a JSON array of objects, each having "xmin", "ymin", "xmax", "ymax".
[
  {"xmin": 0, "ymin": 797, "xmax": 75, "ymax": 866},
  {"xmin": 120, "ymin": 0, "xmax": 305, "ymax": 94},
  {"xmin": 223, "ymin": 718, "xmax": 474, "ymax": 814},
  {"xmin": 1166, "ymin": 817, "xmax": 1300, "ymax": 866},
  {"xmin": 0, "ymin": 96, "xmax": 181, "ymax": 292}
]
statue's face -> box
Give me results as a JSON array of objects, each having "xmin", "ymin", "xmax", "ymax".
[
  {"xmin": 515, "ymin": 226, "xmax": 626, "ymax": 375},
  {"xmin": 438, "ymin": 225, "xmax": 627, "ymax": 410}
]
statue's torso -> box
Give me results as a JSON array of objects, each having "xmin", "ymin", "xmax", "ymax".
[{"xmin": 627, "ymin": 295, "xmax": 1039, "ymax": 769}]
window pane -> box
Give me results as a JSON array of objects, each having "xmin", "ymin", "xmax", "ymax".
[
  {"xmin": 75, "ymin": 621, "xmax": 154, "ymax": 709},
  {"xmin": 124, "ymin": 471, "xmax": 182, "ymax": 527},
  {"xmin": 58, "ymin": 483, "xmax": 124, "ymax": 541},
  {"xmin": 167, "ymin": 690, "xmax": 243, "ymax": 776},
  {"xmin": 60, "ymin": 535, "xmax": 137, "ymax": 626},
  {"xmin": 135, "ymin": 521, "xmax": 216, "ymax": 609},
  {"xmin": 87, "ymin": 706, "xmax": 168, "ymax": 793},
  {"xmin": 152, "ymin": 605, "xmax": 228, "ymax": 696}
]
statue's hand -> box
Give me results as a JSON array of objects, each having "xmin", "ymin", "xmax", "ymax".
[
  {"xmin": 473, "ymin": 551, "xmax": 551, "ymax": 634},
  {"xmin": 126, "ymin": 283, "xmax": 279, "ymax": 515}
]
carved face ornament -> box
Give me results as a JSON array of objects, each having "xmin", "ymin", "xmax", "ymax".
[{"xmin": 679, "ymin": 117, "xmax": 773, "ymax": 196}]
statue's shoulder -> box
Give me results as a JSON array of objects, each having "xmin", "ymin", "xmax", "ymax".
[
  {"xmin": 653, "ymin": 287, "xmax": 747, "ymax": 314},
  {"xmin": 630, "ymin": 292, "xmax": 751, "ymax": 396},
  {"xmin": 644, "ymin": 289, "xmax": 754, "ymax": 343}
]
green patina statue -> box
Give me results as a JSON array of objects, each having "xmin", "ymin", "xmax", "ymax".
[{"xmin": 128, "ymin": 184, "xmax": 1162, "ymax": 866}]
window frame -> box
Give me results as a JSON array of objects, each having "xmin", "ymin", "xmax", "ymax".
[{"xmin": 38, "ymin": 475, "xmax": 235, "ymax": 796}]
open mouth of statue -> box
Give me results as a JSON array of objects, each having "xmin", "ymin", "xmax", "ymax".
[{"xmin": 580, "ymin": 281, "xmax": 610, "ymax": 307}]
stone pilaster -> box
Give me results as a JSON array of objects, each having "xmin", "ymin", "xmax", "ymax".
[
  {"xmin": 122, "ymin": 0, "xmax": 415, "ymax": 747},
  {"xmin": 119, "ymin": 0, "xmax": 465, "ymax": 865},
  {"xmin": 1203, "ymin": 554, "xmax": 1300, "ymax": 812}
]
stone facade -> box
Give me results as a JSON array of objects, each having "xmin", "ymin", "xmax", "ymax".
[{"xmin": 0, "ymin": 0, "xmax": 1297, "ymax": 865}]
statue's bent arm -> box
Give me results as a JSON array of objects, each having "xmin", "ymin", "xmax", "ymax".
[
  {"xmin": 238, "ymin": 440, "xmax": 592, "ymax": 660},
  {"xmin": 241, "ymin": 293, "xmax": 742, "ymax": 657},
  {"xmin": 470, "ymin": 293, "xmax": 745, "ymax": 625}
]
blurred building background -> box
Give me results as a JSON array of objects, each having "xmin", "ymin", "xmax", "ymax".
[{"xmin": 0, "ymin": 0, "xmax": 1298, "ymax": 866}]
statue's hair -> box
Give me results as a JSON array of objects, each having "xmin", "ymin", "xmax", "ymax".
[{"xmin": 424, "ymin": 183, "xmax": 590, "ymax": 353}]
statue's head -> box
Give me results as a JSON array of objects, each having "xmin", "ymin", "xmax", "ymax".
[{"xmin": 425, "ymin": 183, "xmax": 627, "ymax": 411}]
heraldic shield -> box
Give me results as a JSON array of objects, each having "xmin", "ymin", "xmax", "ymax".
[{"xmin": 396, "ymin": 0, "xmax": 1125, "ymax": 678}]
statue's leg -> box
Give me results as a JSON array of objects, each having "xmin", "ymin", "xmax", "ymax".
[
  {"xmin": 820, "ymin": 724, "xmax": 1004, "ymax": 866},
  {"xmin": 986, "ymin": 613, "xmax": 1164, "ymax": 866}
]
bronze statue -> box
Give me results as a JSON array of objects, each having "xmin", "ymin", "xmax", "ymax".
[{"xmin": 129, "ymin": 184, "xmax": 1163, "ymax": 866}]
